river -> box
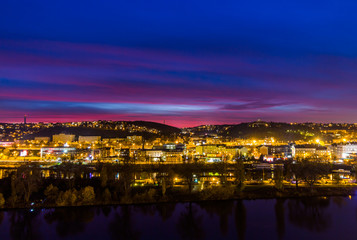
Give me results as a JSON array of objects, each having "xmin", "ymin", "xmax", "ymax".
[{"xmin": 0, "ymin": 196, "xmax": 356, "ymax": 239}]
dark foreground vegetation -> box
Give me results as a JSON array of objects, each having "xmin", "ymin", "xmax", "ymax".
[{"xmin": 0, "ymin": 160, "xmax": 355, "ymax": 209}]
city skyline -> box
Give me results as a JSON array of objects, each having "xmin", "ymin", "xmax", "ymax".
[{"xmin": 2, "ymin": 1, "xmax": 357, "ymax": 127}]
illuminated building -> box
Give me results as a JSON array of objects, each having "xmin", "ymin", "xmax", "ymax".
[
  {"xmin": 336, "ymin": 144, "xmax": 357, "ymax": 159},
  {"xmin": 40, "ymin": 147, "xmax": 76, "ymax": 159},
  {"xmin": 78, "ymin": 136, "xmax": 101, "ymax": 143},
  {"xmin": 126, "ymin": 135, "xmax": 143, "ymax": 143},
  {"xmin": 196, "ymin": 144, "xmax": 226, "ymax": 155},
  {"xmin": 35, "ymin": 137, "xmax": 50, "ymax": 142},
  {"xmin": 52, "ymin": 133, "xmax": 75, "ymax": 142}
]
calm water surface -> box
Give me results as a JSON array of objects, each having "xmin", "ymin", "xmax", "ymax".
[{"xmin": 0, "ymin": 197, "xmax": 356, "ymax": 240}]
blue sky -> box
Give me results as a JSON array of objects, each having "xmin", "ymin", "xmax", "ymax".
[{"xmin": 1, "ymin": 0, "xmax": 357, "ymax": 126}]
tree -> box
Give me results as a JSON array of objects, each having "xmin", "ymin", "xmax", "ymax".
[
  {"xmin": 214, "ymin": 162, "xmax": 228, "ymax": 186},
  {"xmin": 100, "ymin": 166, "xmax": 108, "ymax": 188},
  {"xmin": 274, "ymin": 166, "xmax": 284, "ymax": 190},
  {"xmin": 284, "ymin": 160, "xmax": 294, "ymax": 183},
  {"xmin": 8, "ymin": 173, "xmax": 17, "ymax": 207},
  {"xmin": 157, "ymin": 164, "xmax": 172, "ymax": 197},
  {"xmin": 0, "ymin": 193, "xmax": 5, "ymax": 207},
  {"xmin": 234, "ymin": 158, "xmax": 245, "ymax": 190},
  {"xmin": 118, "ymin": 165, "xmax": 135, "ymax": 199},
  {"xmin": 102, "ymin": 188, "xmax": 112, "ymax": 204},
  {"xmin": 15, "ymin": 165, "xmax": 42, "ymax": 202},
  {"xmin": 291, "ymin": 161, "xmax": 304, "ymax": 189},
  {"xmin": 56, "ymin": 189, "xmax": 78, "ymax": 206},
  {"xmin": 44, "ymin": 184, "xmax": 59, "ymax": 204},
  {"xmin": 80, "ymin": 186, "xmax": 95, "ymax": 204},
  {"xmin": 332, "ymin": 173, "xmax": 342, "ymax": 185},
  {"xmin": 56, "ymin": 162, "xmax": 76, "ymax": 189},
  {"xmin": 301, "ymin": 160, "xmax": 330, "ymax": 187},
  {"xmin": 177, "ymin": 163, "xmax": 201, "ymax": 194}
]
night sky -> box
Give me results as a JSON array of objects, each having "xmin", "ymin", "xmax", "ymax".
[{"xmin": 1, "ymin": 0, "xmax": 357, "ymax": 127}]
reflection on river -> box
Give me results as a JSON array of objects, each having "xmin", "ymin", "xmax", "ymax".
[{"xmin": 0, "ymin": 196, "xmax": 356, "ymax": 239}]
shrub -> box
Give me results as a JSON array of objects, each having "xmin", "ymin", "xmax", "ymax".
[
  {"xmin": 200, "ymin": 186, "xmax": 234, "ymax": 200},
  {"xmin": 55, "ymin": 189, "xmax": 78, "ymax": 206},
  {"xmin": 132, "ymin": 189, "xmax": 157, "ymax": 203},
  {"xmin": 0, "ymin": 193, "xmax": 5, "ymax": 207},
  {"xmin": 103, "ymin": 188, "xmax": 112, "ymax": 204},
  {"xmin": 80, "ymin": 186, "xmax": 95, "ymax": 204},
  {"xmin": 44, "ymin": 184, "xmax": 59, "ymax": 203}
]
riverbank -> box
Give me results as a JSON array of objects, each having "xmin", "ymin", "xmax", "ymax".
[
  {"xmin": 153, "ymin": 185, "xmax": 357, "ymax": 203},
  {"xmin": 2, "ymin": 185, "xmax": 357, "ymax": 210}
]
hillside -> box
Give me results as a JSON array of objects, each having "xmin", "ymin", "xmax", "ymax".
[
  {"xmin": 24, "ymin": 121, "xmax": 181, "ymax": 140},
  {"xmin": 189, "ymin": 122, "xmax": 324, "ymax": 141}
]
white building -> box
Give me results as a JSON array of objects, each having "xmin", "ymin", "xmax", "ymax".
[{"xmin": 336, "ymin": 144, "xmax": 357, "ymax": 159}]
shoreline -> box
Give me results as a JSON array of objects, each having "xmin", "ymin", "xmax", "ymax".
[{"xmin": 2, "ymin": 185, "xmax": 356, "ymax": 211}]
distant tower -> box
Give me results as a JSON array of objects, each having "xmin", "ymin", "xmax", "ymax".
[{"xmin": 24, "ymin": 115, "xmax": 27, "ymax": 124}]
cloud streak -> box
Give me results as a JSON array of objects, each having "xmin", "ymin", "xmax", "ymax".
[{"xmin": 2, "ymin": 1, "xmax": 357, "ymax": 126}]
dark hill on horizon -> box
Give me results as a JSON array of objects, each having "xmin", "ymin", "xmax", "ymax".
[
  {"xmin": 24, "ymin": 121, "xmax": 181, "ymax": 140},
  {"xmin": 226, "ymin": 122, "xmax": 321, "ymax": 141},
  {"xmin": 130, "ymin": 121, "xmax": 181, "ymax": 134},
  {"xmin": 189, "ymin": 122, "xmax": 325, "ymax": 142}
]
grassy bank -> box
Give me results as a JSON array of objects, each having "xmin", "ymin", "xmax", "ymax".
[{"xmin": 1, "ymin": 184, "xmax": 356, "ymax": 210}]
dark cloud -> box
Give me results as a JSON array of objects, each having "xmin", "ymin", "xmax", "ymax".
[{"xmin": 222, "ymin": 102, "xmax": 283, "ymax": 111}]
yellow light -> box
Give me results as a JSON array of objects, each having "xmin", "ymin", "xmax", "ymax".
[{"xmin": 315, "ymin": 139, "xmax": 320, "ymax": 144}]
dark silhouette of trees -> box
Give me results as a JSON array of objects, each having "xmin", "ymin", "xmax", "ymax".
[
  {"xmin": 234, "ymin": 158, "xmax": 245, "ymax": 190},
  {"xmin": 15, "ymin": 165, "xmax": 42, "ymax": 203},
  {"xmin": 301, "ymin": 160, "xmax": 330, "ymax": 187},
  {"xmin": 176, "ymin": 163, "xmax": 203, "ymax": 194},
  {"xmin": 102, "ymin": 188, "xmax": 112, "ymax": 203},
  {"xmin": 100, "ymin": 166, "xmax": 108, "ymax": 188},
  {"xmin": 0, "ymin": 193, "xmax": 5, "ymax": 207},
  {"xmin": 157, "ymin": 164, "xmax": 173, "ymax": 197},
  {"xmin": 290, "ymin": 159, "xmax": 330, "ymax": 188},
  {"xmin": 44, "ymin": 184, "xmax": 59, "ymax": 204},
  {"xmin": 213, "ymin": 162, "xmax": 228, "ymax": 186},
  {"xmin": 274, "ymin": 166, "xmax": 284, "ymax": 190},
  {"xmin": 118, "ymin": 164, "xmax": 136, "ymax": 201}
]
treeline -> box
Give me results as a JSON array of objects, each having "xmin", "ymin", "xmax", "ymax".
[{"xmin": 0, "ymin": 159, "xmax": 352, "ymax": 208}]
